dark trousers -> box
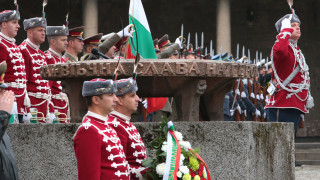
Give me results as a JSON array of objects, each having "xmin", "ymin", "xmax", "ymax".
[{"xmin": 266, "ymin": 108, "xmax": 301, "ymax": 135}]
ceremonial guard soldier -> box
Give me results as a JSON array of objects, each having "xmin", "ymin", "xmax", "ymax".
[
  {"xmin": 45, "ymin": 25, "xmax": 70, "ymax": 123},
  {"xmin": 0, "ymin": 61, "xmax": 18, "ymax": 180},
  {"xmin": 19, "ymin": 16, "xmax": 54, "ymax": 123},
  {"xmin": 80, "ymin": 33, "xmax": 102, "ymax": 61},
  {"xmin": 0, "ymin": 9, "xmax": 30, "ymax": 121},
  {"xmin": 158, "ymin": 34, "xmax": 172, "ymax": 51},
  {"xmin": 266, "ymin": 14, "xmax": 313, "ymax": 135},
  {"xmin": 63, "ymin": 26, "xmax": 84, "ymax": 62},
  {"xmin": 74, "ymin": 79, "xmax": 129, "ymax": 180},
  {"xmin": 108, "ymin": 78, "xmax": 148, "ymax": 180}
]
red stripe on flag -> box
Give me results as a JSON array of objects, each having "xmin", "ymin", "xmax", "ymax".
[{"xmin": 147, "ymin": 97, "xmax": 167, "ymax": 114}]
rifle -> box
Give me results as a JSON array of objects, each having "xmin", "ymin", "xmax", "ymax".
[
  {"xmin": 253, "ymin": 80, "xmax": 259, "ymax": 122},
  {"xmin": 257, "ymin": 83, "xmax": 264, "ymax": 122},
  {"xmin": 233, "ymin": 80, "xmax": 241, "ymax": 121},
  {"xmin": 239, "ymin": 80, "xmax": 246, "ymax": 121}
]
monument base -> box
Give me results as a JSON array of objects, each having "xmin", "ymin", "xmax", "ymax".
[{"xmin": 8, "ymin": 121, "xmax": 294, "ymax": 179}]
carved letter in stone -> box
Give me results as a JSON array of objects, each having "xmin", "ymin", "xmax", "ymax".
[
  {"xmin": 189, "ymin": 62, "xmax": 201, "ymax": 75},
  {"xmin": 231, "ymin": 64, "xmax": 238, "ymax": 77},
  {"xmin": 144, "ymin": 62, "xmax": 158, "ymax": 75},
  {"xmin": 60, "ymin": 64, "xmax": 70, "ymax": 77},
  {"xmin": 99, "ymin": 62, "xmax": 110, "ymax": 76},
  {"xmin": 160, "ymin": 62, "xmax": 175, "ymax": 75},
  {"xmin": 76, "ymin": 64, "xmax": 87, "ymax": 76},
  {"xmin": 116, "ymin": 63, "xmax": 126, "ymax": 75},
  {"xmin": 176, "ymin": 62, "xmax": 188, "ymax": 75},
  {"xmin": 88, "ymin": 63, "xmax": 98, "ymax": 76},
  {"xmin": 217, "ymin": 63, "xmax": 224, "ymax": 76},
  {"xmin": 136, "ymin": 63, "xmax": 144, "ymax": 75},
  {"xmin": 206, "ymin": 63, "xmax": 216, "ymax": 76}
]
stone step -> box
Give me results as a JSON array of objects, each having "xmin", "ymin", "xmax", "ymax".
[
  {"xmin": 295, "ymin": 143, "xmax": 320, "ymax": 150},
  {"xmin": 297, "ymin": 160, "xmax": 320, "ymax": 165},
  {"xmin": 296, "ymin": 152, "xmax": 320, "ymax": 161}
]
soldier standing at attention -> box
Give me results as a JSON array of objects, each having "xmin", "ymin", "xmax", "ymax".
[
  {"xmin": 73, "ymin": 79, "xmax": 130, "ymax": 180},
  {"xmin": 19, "ymin": 16, "xmax": 55, "ymax": 123},
  {"xmin": 45, "ymin": 25, "xmax": 70, "ymax": 123},
  {"xmin": 108, "ymin": 78, "xmax": 148, "ymax": 179},
  {"xmin": 266, "ymin": 13, "xmax": 313, "ymax": 149},
  {"xmin": 63, "ymin": 26, "xmax": 84, "ymax": 62},
  {"xmin": 0, "ymin": 9, "xmax": 30, "ymax": 122}
]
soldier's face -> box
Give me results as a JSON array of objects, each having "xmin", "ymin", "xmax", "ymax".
[
  {"xmin": 1, "ymin": 20, "xmax": 20, "ymax": 38},
  {"xmin": 186, "ymin": 54, "xmax": 196, "ymax": 59},
  {"xmin": 29, "ymin": 27, "xmax": 46, "ymax": 45},
  {"xmin": 95, "ymin": 93, "xmax": 118, "ymax": 115},
  {"xmin": 117, "ymin": 92, "xmax": 139, "ymax": 113},
  {"xmin": 53, "ymin": 36, "xmax": 68, "ymax": 53},
  {"xmin": 70, "ymin": 39, "xmax": 84, "ymax": 54},
  {"xmin": 106, "ymin": 46, "xmax": 116, "ymax": 59},
  {"xmin": 291, "ymin": 22, "xmax": 301, "ymax": 41}
]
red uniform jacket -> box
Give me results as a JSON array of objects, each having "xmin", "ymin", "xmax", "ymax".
[
  {"xmin": 265, "ymin": 28, "xmax": 310, "ymax": 113},
  {"xmin": 74, "ymin": 111, "xmax": 129, "ymax": 180},
  {"xmin": 19, "ymin": 39, "xmax": 52, "ymax": 122},
  {"xmin": 108, "ymin": 111, "xmax": 148, "ymax": 180},
  {"xmin": 0, "ymin": 32, "xmax": 28, "ymax": 114},
  {"xmin": 45, "ymin": 48, "xmax": 69, "ymax": 123}
]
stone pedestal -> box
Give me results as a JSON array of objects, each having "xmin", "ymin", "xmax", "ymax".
[
  {"xmin": 8, "ymin": 121, "xmax": 294, "ymax": 180},
  {"xmin": 40, "ymin": 59, "xmax": 257, "ymax": 122}
]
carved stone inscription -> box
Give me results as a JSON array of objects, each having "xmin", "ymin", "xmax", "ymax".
[{"xmin": 41, "ymin": 60, "xmax": 258, "ymax": 80}]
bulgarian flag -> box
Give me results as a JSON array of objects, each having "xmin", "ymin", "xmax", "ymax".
[{"xmin": 128, "ymin": 0, "xmax": 167, "ymax": 114}]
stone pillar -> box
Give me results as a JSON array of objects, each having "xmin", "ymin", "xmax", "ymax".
[
  {"xmin": 216, "ymin": 0, "xmax": 231, "ymax": 54},
  {"xmin": 83, "ymin": 0, "xmax": 98, "ymax": 37}
]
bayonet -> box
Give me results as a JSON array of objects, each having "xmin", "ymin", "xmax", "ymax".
[
  {"xmin": 248, "ymin": 49, "xmax": 250, "ymax": 63},
  {"xmin": 260, "ymin": 52, "xmax": 262, "ymax": 62},
  {"xmin": 242, "ymin": 46, "xmax": 245, "ymax": 57},
  {"xmin": 205, "ymin": 47, "xmax": 207, "ymax": 55},
  {"xmin": 195, "ymin": 32, "xmax": 198, "ymax": 49},
  {"xmin": 236, "ymin": 43, "xmax": 239, "ymax": 59},
  {"xmin": 201, "ymin": 32, "xmax": 204, "ymax": 59},
  {"xmin": 179, "ymin": 24, "xmax": 184, "ymax": 59},
  {"xmin": 256, "ymin": 51, "xmax": 258, "ymax": 63},
  {"xmin": 210, "ymin": 40, "xmax": 213, "ymax": 56},
  {"xmin": 187, "ymin": 33, "xmax": 190, "ymax": 50}
]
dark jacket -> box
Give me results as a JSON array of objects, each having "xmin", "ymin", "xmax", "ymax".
[{"xmin": 0, "ymin": 110, "xmax": 18, "ymax": 180}]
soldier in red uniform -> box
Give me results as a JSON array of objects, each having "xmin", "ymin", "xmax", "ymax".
[
  {"xmin": 266, "ymin": 14, "xmax": 313, "ymax": 139},
  {"xmin": 0, "ymin": 10, "xmax": 30, "ymax": 123},
  {"xmin": 19, "ymin": 17, "xmax": 55, "ymax": 123},
  {"xmin": 108, "ymin": 78, "xmax": 148, "ymax": 180},
  {"xmin": 74, "ymin": 79, "xmax": 130, "ymax": 180},
  {"xmin": 45, "ymin": 26, "xmax": 70, "ymax": 123}
]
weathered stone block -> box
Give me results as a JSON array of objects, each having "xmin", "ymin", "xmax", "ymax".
[{"xmin": 7, "ymin": 121, "xmax": 294, "ymax": 180}]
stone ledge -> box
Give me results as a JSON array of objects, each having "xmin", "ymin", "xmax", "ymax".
[
  {"xmin": 7, "ymin": 121, "xmax": 294, "ymax": 180},
  {"xmin": 40, "ymin": 59, "xmax": 258, "ymax": 80}
]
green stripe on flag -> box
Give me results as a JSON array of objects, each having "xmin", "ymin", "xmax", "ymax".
[
  {"xmin": 169, "ymin": 136, "xmax": 178, "ymax": 180},
  {"xmin": 129, "ymin": 15, "xmax": 157, "ymax": 59}
]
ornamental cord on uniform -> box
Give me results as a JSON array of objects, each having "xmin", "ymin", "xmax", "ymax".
[{"xmin": 73, "ymin": 111, "xmax": 130, "ymax": 179}]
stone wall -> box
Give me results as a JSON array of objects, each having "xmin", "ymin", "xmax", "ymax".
[
  {"xmin": 0, "ymin": 0, "xmax": 318, "ymax": 136},
  {"xmin": 7, "ymin": 122, "xmax": 294, "ymax": 180}
]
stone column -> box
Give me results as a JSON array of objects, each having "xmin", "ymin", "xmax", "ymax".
[
  {"xmin": 216, "ymin": 0, "xmax": 231, "ymax": 54},
  {"xmin": 83, "ymin": 0, "xmax": 98, "ymax": 37}
]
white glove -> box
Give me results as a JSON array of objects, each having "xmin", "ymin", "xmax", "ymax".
[
  {"xmin": 260, "ymin": 94, "xmax": 264, "ymax": 100},
  {"xmin": 235, "ymin": 89, "xmax": 240, "ymax": 96},
  {"xmin": 23, "ymin": 113, "xmax": 32, "ymax": 124},
  {"xmin": 50, "ymin": 113, "xmax": 56, "ymax": 123},
  {"xmin": 281, "ymin": 14, "xmax": 292, "ymax": 31},
  {"xmin": 236, "ymin": 105, "xmax": 242, "ymax": 114},
  {"xmin": 230, "ymin": 109, "xmax": 235, "ymax": 116},
  {"xmin": 250, "ymin": 93, "xmax": 255, "ymax": 99},
  {"xmin": 241, "ymin": 91, "xmax": 246, "ymax": 98},
  {"xmin": 244, "ymin": 110, "xmax": 247, "ymax": 117},
  {"xmin": 142, "ymin": 100, "xmax": 147, "ymax": 109},
  {"xmin": 256, "ymin": 94, "xmax": 260, "ymax": 100},
  {"xmin": 255, "ymin": 109, "xmax": 261, "ymax": 117},
  {"xmin": 300, "ymin": 114, "xmax": 305, "ymax": 122},
  {"xmin": 175, "ymin": 38, "xmax": 183, "ymax": 49},
  {"xmin": 117, "ymin": 24, "xmax": 134, "ymax": 38}
]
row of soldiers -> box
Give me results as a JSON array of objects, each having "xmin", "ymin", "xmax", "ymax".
[{"xmin": 224, "ymin": 63, "xmax": 272, "ymax": 122}]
